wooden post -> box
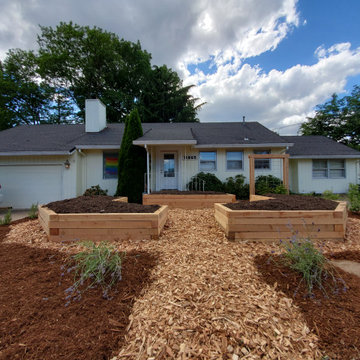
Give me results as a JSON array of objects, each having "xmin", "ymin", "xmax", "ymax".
[
  {"xmin": 283, "ymin": 155, "xmax": 289, "ymax": 194},
  {"xmin": 248, "ymin": 153, "xmax": 290, "ymax": 198},
  {"xmin": 249, "ymin": 156, "xmax": 255, "ymax": 197}
]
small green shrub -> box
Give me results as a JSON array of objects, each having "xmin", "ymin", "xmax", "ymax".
[
  {"xmin": 63, "ymin": 242, "xmax": 125, "ymax": 305},
  {"xmin": 0, "ymin": 209, "xmax": 12, "ymax": 225},
  {"xmin": 279, "ymin": 234, "xmax": 347, "ymax": 297},
  {"xmin": 322, "ymin": 190, "xmax": 340, "ymax": 201},
  {"xmin": 255, "ymin": 175, "xmax": 282, "ymax": 195},
  {"xmin": 187, "ymin": 172, "xmax": 225, "ymax": 192},
  {"xmin": 28, "ymin": 203, "xmax": 38, "ymax": 219},
  {"xmin": 83, "ymin": 185, "xmax": 108, "ymax": 196},
  {"xmin": 272, "ymin": 184, "xmax": 288, "ymax": 194},
  {"xmin": 224, "ymin": 175, "xmax": 249, "ymax": 199},
  {"xmin": 348, "ymin": 183, "xmax": 360, "ymax": 212}
]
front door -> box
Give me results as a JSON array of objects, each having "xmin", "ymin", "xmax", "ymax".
[{"xmin": 160, "ymin": 152, "xmax": 177, "ymax": 189}]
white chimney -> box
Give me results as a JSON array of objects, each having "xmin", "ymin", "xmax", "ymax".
[{"xmin": 85, "ymin": 99, "xmax": 106, "ymax": 132}]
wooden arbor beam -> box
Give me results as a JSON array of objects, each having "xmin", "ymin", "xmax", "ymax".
[{"xmin": 248, "ymin": 154, "xmax": 290, "ymax": 197}]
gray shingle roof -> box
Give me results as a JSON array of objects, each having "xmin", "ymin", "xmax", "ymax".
[
  {"xmin": 0, "ymin": 122, "xmax": 291, "ymax": 154},
  {"xmin": 284, "ymin": 136, "xmax": 360, "ymax": 158}
]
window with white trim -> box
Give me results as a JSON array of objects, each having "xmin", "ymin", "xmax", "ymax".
[
  {"xmin": 254, "ymin": 150, "xmax": 271, "ymax": 169},
  {"xmin": 226, "ymin": 151, "xmax": 243, "ymax": 170},
  {"xmin": 199, "ymin": 151, "xmax": 217, "ymax": 171},
  {"xmin": 312, "ymin": 159, "xmax": 345, "ymax": 178}
]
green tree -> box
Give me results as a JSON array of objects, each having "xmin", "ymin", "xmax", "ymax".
[
  {"xmin": 37, "ymin": 22, "xmax": 152, "ymax": 122},
  {"xmin": 139, "ymin": 65, "xmax": 203, "ymax": 123},
  {"xmin": 116, "ymin": 108, "xmax": 146, "ymax": 203},
  {"xmin": 300, "ymin": 85, "xmax": 360, "ymax": 150},
  {"xmin": 1, "ymin": 49, "xmax": 51, "ymax": 127}
]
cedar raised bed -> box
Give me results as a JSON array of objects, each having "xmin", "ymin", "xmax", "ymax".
[
  {"xmin": 215, "ymin": 201, "xmax": 347, "ymax": 242},
  {"xmin": 143, "ymin": 193, "xmax": 236, "ymax": 209},
  {"xmin": 38, "ymin": 204, "xmax": 168, "ymax": 242}
]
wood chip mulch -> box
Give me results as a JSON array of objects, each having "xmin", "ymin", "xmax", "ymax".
[{"xmin": 1, "ymin": 209, "xmax": 360, "ymax": 359}]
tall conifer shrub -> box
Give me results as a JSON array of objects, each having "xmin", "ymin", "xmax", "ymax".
[{"xmin": 116, "ymin": 108, "xmax": 146, "ymax": 203}]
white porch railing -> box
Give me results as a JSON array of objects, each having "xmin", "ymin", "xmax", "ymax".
[{"xmin": 144, "ymin": 172, "xmax": 205, "ymax": 193}]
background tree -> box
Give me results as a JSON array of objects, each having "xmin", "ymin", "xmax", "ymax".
[
  {"xmin": 115, "ymin": 108, "xmax": 146, "ymax": 203},
  {"xmin": 138, "ymin": 65, "xmax": 204, "ymax": 123},
  {"xmin": 0, "ymin": 22, "xmax": 203, "ymax": 129},
  {"xmin": 300, "ymin": 85, "xmax": 360, "ymax": 150}
]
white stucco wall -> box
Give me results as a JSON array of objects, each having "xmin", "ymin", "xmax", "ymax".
[
  {"xmin": 295, "ymin": 158, "xmax": 359, "ymax": 194},
  {"xmin": 82, "ymin": 150, "xmax": 118, "ymax": 195}
]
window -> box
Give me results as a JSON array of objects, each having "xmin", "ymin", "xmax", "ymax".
[
  {"xmin": 103, "ymin": 152, "xmax": 118, "ymax": 179},
  {"xmin": 199, "ymin": 151, "xmax": 216, "ymax": 171},
  {"xmin": 226, "ymin": 151, "xmax": 243, "ymax": 170},
  {"xmin": 254, "ymin": 150, "xmax": 270, "ymax": 169},
  {"xmin": 312, "ymin": 159, "xmax": 345, "ymax": 178}
]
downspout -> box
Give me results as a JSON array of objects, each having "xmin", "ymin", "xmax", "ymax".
[{"xmin": 145, "ymin": 144, "xmax": 150, "ymax": 194}]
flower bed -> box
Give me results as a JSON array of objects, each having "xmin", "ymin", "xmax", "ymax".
[
  {"xmin": 38, "ymin": 201, "xmax": 168, "ymax": 242},
  {"xmin": 215, "ymin": 201, "xmax": 347, "ymax": 242},
  {"xmin": 143, "ymin": 192, "xmax": 236, "ymax": 209}
]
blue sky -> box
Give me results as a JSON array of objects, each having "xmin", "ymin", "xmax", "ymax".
[{"xmin": 1, "ymin": 0, "xmax": 360, "ymax": 134}]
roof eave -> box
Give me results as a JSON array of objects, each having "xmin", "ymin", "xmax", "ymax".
[
  {"xmin": 194, "ymin": 143, "xmax": 293, "ymax": 149},
  {"xmin": 75, "ymin": 145, "xmax": 120, "ymax": 150},
  {"xmin": 0, "ymin": 150, "xmax": 74, "ymax": 156},
  {"xmin": 133, "ymin": 140, "xmax": 197, "ymax": 146},
  {"xmin": 289, "ymin": 155, "xmax": 360, "ymax": 159}
]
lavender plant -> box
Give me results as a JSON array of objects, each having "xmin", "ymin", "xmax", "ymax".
[
  {"xmin": 63, "ymin": 242, "xmax": 125, "ymax": 305},
  {"xmin": 280, "ymin": 235, "xmax": 347, "ymax": 297}
]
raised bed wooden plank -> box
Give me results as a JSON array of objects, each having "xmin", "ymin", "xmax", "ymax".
[
  {"xmin": 38, "ymin": 205, "xmax": 168, "ymax": 242},
  {"xmin": 214, "ymin": 201, "xmax": 347, "ymax": 243},
  {"xmin": 143, "ymin": 193, "xmax": 236, "ymax": 209}
]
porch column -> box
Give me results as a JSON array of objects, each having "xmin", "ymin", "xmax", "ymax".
[{"xmin": 145, "ymin": 145, "xmax": 150, "ymax": 194}]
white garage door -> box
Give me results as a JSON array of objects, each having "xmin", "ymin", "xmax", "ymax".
[{"xmin": 0, "ymin": 165, "xmax": 63, "ymax": 209}]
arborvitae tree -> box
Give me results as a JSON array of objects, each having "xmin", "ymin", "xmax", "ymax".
[{"xmin": 115, "ymin": 108, "xmax": 146, "ymax": 203}]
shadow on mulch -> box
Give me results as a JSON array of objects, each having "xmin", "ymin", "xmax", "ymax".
[
  {"xmin": 0, "ymin": 242, "xmax": 157, "ymax": 360},
  {"xmin": 255, "ymin": 252, "xmax": 360, "ymax": 360}
]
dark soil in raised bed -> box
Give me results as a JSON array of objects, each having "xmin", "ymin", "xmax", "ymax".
[
  {"xmin": 0, "ymin": 240, "xmax": 156, "ymax": 360},
  {"xmin": 46, "ymin": 195, "xmax": 160, "ymax": 214},
  {"xmin": 255, "ymin": 252, "xmax": 360, "ymax": 360},
  {"xmin": 225, "ymin": 194, "xmax": 338, "ymax": 211},
  {"xmin": 151, "ymin": 190, "xmax": 226, "ymax": 194}
]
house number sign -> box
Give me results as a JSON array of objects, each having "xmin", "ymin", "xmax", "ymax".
[{"xmin": 183, "ymin": 155, "xmax": 197, "ymax": 160}]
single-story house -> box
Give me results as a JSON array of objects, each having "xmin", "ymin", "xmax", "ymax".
[{"xmin": 0, "ymin": 99, "xmax": 359, "ymax": 209}]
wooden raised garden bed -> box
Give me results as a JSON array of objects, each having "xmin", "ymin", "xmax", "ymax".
[
  {"xmin": 143, "ymin": 193, "xmax": 236, "ymax": 209},
  {"xmin": 38, "ymin": 204, "xmax": 169, "ymax": 242},
  {"xmin": 215, "ymin": 201, "xmax": 347, "ymax": 242}
]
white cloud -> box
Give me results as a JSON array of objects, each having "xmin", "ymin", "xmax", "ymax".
[
  {"xmin": 0, "ymin": 0, "xmax": 359, "ymax": 136},
  {"xmin": 185, "ymin": 43, "xmax": 360, "ymax": 134}
]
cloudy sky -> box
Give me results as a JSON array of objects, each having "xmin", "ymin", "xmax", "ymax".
[{"xmin": 1, "ymin": 0, "xmax": 360, "ymax": 134}]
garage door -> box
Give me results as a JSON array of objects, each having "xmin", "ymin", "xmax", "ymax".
[{"xmin": 0, "ymin": 165, "xmax": 63, "ymax": 209}]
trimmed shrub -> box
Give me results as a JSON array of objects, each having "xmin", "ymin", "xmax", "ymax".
[
  {"xmin": 255, "ymin": 175, "xmax": 283, "ymax": 195},
  {"xmin": 224, "ymin": 175, "xmax": 249, "ymax": 199},
  {"xmin": 348, "ymin": 183, "xmax": 360, "ymax": 212},
  {"xmin": 83, "ymin": 185, "xmax": 108, "ymax": 196},
  {"xmin": 187, "ymin": 172, "xmax": 224, "ymax": 192}
]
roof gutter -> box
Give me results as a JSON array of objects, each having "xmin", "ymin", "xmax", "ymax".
[
  {"xmin": 75, "ymin": 145, "xmax": 120, "ymax": 150},
  {"xmin": 0, "ymin": 150, "xmax": 75, "ymax": 156},
  {"xmin": 194, "ymin": 143, "xmax": 294, "ymax": 149},
  {"xmin": 133, "ymin": 140, "xmax": 197, "ymax": 146},
  {"xmin": 289, "ymin": 155, "xmax": 360, "ymax": 159}
]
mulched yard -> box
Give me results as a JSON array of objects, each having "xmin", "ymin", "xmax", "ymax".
[
  {"xmin": 226, "ymin": 194, "xmax": 338, "ymax": 210},
  {"xmin": 46, "ymin": 195, "xmax": 160, "ymax": 213},
  {"xmin": 1, "ymin": 209, "xmax": 360, "ymax": 359}
]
